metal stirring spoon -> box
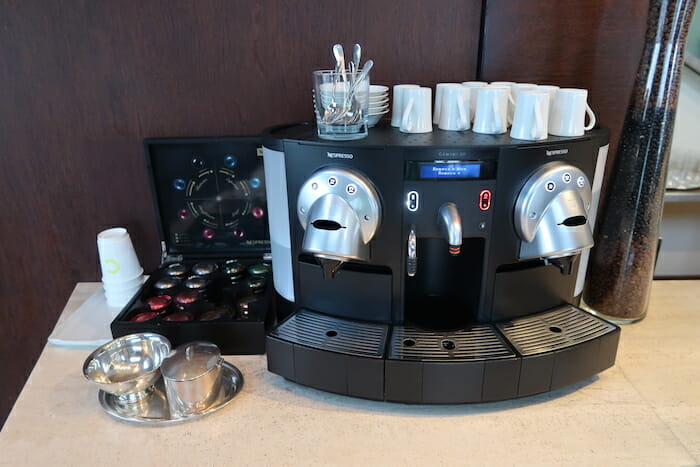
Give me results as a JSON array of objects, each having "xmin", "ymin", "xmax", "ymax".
[
  {"xmin": 332, "ymin": 44, "xmax": 347, "ymax": 83},
  {"xmin": 352, "ymin": 43, "xmax": 361, "ymax": 75},
  {"xmin": 332, "ymin": 60, "xmax": 374, "ymax": 124}
]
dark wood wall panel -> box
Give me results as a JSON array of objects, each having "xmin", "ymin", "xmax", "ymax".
[
  {"xmin": 480, "ymin": 0, "xmax": 649, "ymax": 184},
  {"xmin": 0, "ymin": 0, "xmax": 482, "ymax": 426}
]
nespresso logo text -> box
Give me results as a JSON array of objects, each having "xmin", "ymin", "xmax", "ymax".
[
  {"xmin": 546, "ymin": 149, "xmax": 569, "ymax": 156},
  {"xmin": 327, "ymin": 152, "xmax": 354, "ymax": 159}
]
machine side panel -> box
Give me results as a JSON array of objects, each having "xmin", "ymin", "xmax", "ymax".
[{"xmin": 262, "ymin": 147, "xmax": 294, "ymax": 301}]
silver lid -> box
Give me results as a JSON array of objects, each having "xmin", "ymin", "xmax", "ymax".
[{"xmin": 161, "ymin": 342, "xmax": 221, "ymax": 382}]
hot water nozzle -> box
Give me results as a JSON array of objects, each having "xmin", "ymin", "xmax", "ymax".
[{"xmin": 438, "ymin": 203, "xmax": 462, "ymax": 255}]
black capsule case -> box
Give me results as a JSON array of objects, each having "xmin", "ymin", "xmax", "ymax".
[{"xmin": 110, "ymin": 137, "xmax": 274, "ymax": 354}]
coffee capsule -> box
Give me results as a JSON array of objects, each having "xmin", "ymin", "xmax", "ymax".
[
  {"xmin": 183, "ymin": 276, "xmax": 209, "ymax": 292},
  {"xmin": 192, "ymin": 262, "xmax": 218, "ymax": 276},
  {"xmin": 164, "ymin": 263, "xmax": 188, "ymax": 278},
  {"xmin": 247, "ymin": 276, "xmax": 266, "ymax": 294},
  {"xmin": 247, "ymin": 263, "xmax": 271, "ymax": 276},
  {"xmin": 198, "ymin": 308, "xmax": 229, "ymax": 321},
  {"xmin": 163, "ymin": 311, "xmax": 194, "ymax": 322},
  {"xmin": 153, "ymin": 277, "xmax": 180, "ymax": 295},
  {"xmin": 129, "ymin": 311, "xmax": 159, "ymax": 322},
  {"xmin": 223, "ymin": 260, "xmax": 245, "ymax": 277},
  {"xmin": 145, "ymin": 295, "xmax": 172, "ymax": 313},
  {"xmin": 174, "ymin": 290, "xmax": 202, "ymax": 307}
]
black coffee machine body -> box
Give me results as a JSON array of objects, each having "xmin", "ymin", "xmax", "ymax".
[{"xmin": 262, "ymin": 122, "xmax": 619, "ymax": 403}]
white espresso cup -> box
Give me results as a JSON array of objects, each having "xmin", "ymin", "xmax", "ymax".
[
  {"xmin": 391, "ymin": 84, "xmax": 420, "ymax": 127},
  {"xmin": 537, "ymin": 84, "xmax": 560, "ymax": 105},
  {"xmin": 549, "ymin": 88, "xmax": 596, "ymax": 136},
  {"xmin": 461, "ymin": 81, "xmax": 488, "ymax": 121},
  {"xmin": 434, "ymin": 83, "xmax": 461, "ymax": 124},
  {"xmin": 472, "ymin": 86, "xmax": 512, "ymax": 135},
  {"xmin": 510, "ymin": 91, "xmax": 550, "ymax": 141},
  {"xmin": 400, "ymin": 87, "xmax": 433, "ymax": 133},
  {"xmin": 490, "ymin": 81, "xmax": 515, "ymax": 88},
  {"xmin": 438, "ymin": 85, "xmax": 470, "ymax": 131},
  {"xmin": 510, "ymin": 83, "xmax": 538, "ymax": 121}
]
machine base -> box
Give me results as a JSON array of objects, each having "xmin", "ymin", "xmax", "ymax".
[{"xmin": 266, "ymin": 305, "xmax": 620, "ymax": 403}]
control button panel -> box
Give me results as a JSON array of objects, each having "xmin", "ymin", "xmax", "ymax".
[
  {"xmin": 406, "ymin": 191, "xmax": 419, "ymax": 212},
  {"xmin": 478, "ymin": 190, "xmax": 492, "ymax": 211}
]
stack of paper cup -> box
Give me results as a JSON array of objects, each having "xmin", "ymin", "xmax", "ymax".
[{"xmin": 97, "ymin": 227, "xmax": 145, "ymax": 308}]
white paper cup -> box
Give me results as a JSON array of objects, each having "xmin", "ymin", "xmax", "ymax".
[
  {"xmin": 105, "ymin": 289, "xmax": 138, "ymax": 308},
  {"xmin": 97, "ymin": 228, "xmax": 143, "ymax": 284},
  {"xmin": 104, "ymin": 285, "xmax": 142, "ymax": 308},
  {"xmin": 103, "ymin": 274, "xmax": 146, "ymax": 292}
]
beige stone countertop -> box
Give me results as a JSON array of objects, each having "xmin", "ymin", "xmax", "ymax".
[{"xmin": 1, "ymin": 281, "xmax": 699, "ymax": 466}]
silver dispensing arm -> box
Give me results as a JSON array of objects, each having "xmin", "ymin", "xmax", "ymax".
[
  {"xmin": 438, "ymin": 203, "xmax": 462, "ymax": 256},
  {"xmin": 407, "ymin": 225, "xmax": 417, "ymax": 277}
]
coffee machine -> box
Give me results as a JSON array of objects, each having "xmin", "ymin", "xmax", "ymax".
[{"xmin": 262, "ymin": 122, "xmax": 619, "ymax": 403}]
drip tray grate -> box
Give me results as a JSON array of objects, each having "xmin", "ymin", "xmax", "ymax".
[
  {"xmin": 270, "ymin": 309, "xmax": 388, "ymax": 358},
  {"xmin": 388, "ymin": 324, "xmax": 516, "ymax": 361},
  {"xmin": 497, "ymin": 305, "xmax": 617, "ymax": 356}
]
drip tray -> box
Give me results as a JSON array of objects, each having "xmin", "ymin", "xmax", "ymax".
[
  {"xmin": 497, "ymin": 305, "xmax": 617, "ymax": 355},
  {"xmin": 266, "ymin": 305, "xmax": 620, "ymax": 404},
  {"xmin": 388, "ymin": 325, "xmax": 515, "ymax": 361},
  {"xmin": 269, "ymin": 309, "xmax": 388, "ymax": 357}
]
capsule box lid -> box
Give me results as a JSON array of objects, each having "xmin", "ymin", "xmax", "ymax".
[{"xmin": 144, "ymin": 137, "xmax": 270, "ymax": 259}]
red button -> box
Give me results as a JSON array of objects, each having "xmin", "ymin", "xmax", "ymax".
[{"xmin": 479, "ymin": 190, "xmax": 492, "ymax": 211}]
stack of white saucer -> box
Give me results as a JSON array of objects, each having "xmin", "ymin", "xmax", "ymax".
[
  {"xmin": 97, "ymin": 227, "xmax": 146, "ymax": 308},
  {"xmin": 367, "ymin": 85, "xmax": 389, "ymax": 127}
]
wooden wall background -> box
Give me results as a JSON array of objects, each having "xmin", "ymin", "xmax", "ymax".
[{"xmin": 0, "ymin": 0, "xmax": 646, "ymax": 427}]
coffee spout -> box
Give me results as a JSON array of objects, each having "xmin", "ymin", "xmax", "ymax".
[
  {"xmin": 317, "ymin": 257, "xmax": 345, "ymax": 279},
  {"xmin": 437, "ymin": 203, "xmax": 462, "ymax": 255}
]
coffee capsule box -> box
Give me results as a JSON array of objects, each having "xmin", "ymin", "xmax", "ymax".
[{"xmin": 111, "ymin": 138, "xmax": 273, "ymax": 354}]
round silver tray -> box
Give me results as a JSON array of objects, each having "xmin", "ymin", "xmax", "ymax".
[{"xmin": 98, "ymin": 361, "xmax": 243, "ymax": 426}]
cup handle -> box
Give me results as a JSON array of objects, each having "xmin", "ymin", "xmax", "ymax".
[
  {"xmin": 401, "ymin": 98, "xmax": 414, "ymax": 132},
  {"xmin": 493, "ymin": 99, "xmax": 502, "ymax": 133},
  {"xmin": 507, "ymin": 94, "xmax": 515, "ymax": 125},
  {"xmin": 533, "ymin": 103, "xmax": 544, "ymax": 140},
  {"xmin": 457, "ymin": 97, "xmax": 469, "ymax": 129},
  {"xmin": 584, "ymin": 103, "xmax": 596, "ymax": 131}
]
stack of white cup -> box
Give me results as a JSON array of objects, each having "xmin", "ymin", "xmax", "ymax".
[{"xmin": 97, "ymin": 227, "xmax": 145, "ymax": 308}]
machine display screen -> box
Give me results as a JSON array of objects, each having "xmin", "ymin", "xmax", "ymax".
[{"xmin": 419, "ymin": 162, "xmax": 482, "ymax": 179}]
